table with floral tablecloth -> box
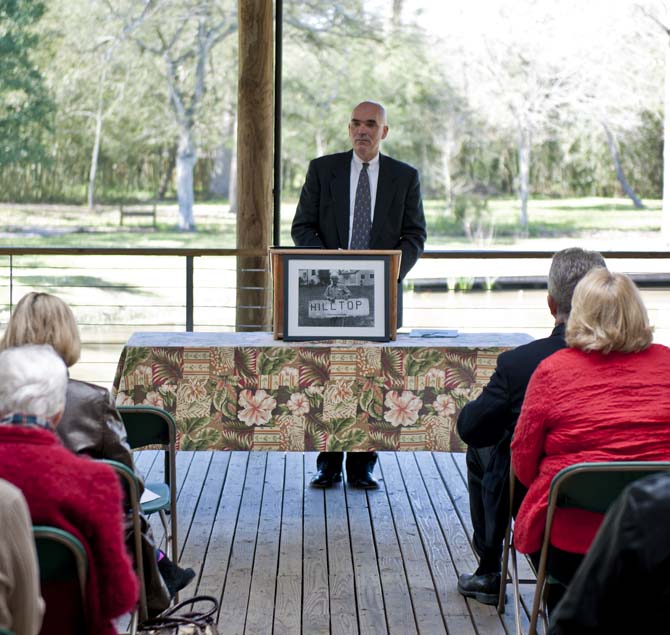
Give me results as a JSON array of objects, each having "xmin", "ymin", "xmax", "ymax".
[{"xmin": 112, "ymin": 332, "xmax": 532, "ymax": 452}]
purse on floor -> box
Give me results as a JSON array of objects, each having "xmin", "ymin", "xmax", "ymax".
[{"xmin": 138, "ymin": 595, "xmax": 220, "ymax": 635}]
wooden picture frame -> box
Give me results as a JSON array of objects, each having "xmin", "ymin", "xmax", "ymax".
[{"xmin": 270, "ymin": 249, "xmax": 401, "ymax": 341}]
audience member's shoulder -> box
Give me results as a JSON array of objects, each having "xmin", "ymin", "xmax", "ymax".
[
  {"xmin": 498, "ymin": 330, "xmax": 565, "ymax": 365},
  {"xmin": 67, "ymin": 377, "xmax": 112, "ymax": 402},
  {"xmin": 0, "ymin": 477, "xmax": 25, "ymax": 506}
]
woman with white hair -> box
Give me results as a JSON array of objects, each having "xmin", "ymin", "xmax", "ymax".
[
  {"xmin": 511, "ymin": 269, "xmax": 670, "ymax": 609},
  {"xmin": 0, "ymin": 292, "xmax": 194, "ymax": 610},
  {"xmin": 0, "ymin": 344, "xmax": 138, "ymax": 635}
]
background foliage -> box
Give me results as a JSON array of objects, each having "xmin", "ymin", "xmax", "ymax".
[{"xmin": 0, "ymin": 0, "xmax": 666, "ymax": 226}]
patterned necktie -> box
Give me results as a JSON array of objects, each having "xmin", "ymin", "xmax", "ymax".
[{"xmin": 350, "ymin": 162, "xmax": 371, "ymax": 249}]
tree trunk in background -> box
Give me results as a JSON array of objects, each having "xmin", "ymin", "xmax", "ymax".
[
  {"xmin": 392, "ymin": 0, "xmax": 403, "ymax": 27},
  {"xmin": 602, "ymin": 121, "xmax": 644, "ymax": 209},
  {"xmin": 209, "ymin": 108, "xmax": 236, "ymax": 199},
  {"xmin": 87, "ymin": 57, "xmax": 110, "ymax": 210},
  {"xmin": 176, "ymin": 128, "xmax": 196, "ymax": 230},
  {"xmin": 664, "ymin": 40, "xmax": 670, "ymax": 237},
  {"xmin": 442, "ymin": 134, "xmax": 453, "ymax": 215},
  {"xmin": 517, "ymin": 127, "xmax": 531, "ymax": 231},
  {"xmin": 236, "ymin": 0, "xmax": 273, "ymax": 331},
  {"xmin": 157, "ymin": 144, "xmax": 176, "ymax": 200}
]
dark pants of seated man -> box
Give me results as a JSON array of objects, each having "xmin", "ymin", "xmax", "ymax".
[
  {"xmin": 466, "ymin": 445, "xmax": 526, "ymax": 574},
  {"xmin": 317, "ymin": 451, "xmax": 377, "ymax": 477}
]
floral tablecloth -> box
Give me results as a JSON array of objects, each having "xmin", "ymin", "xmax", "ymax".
[{"xmin": 112, "ymin": 332, "xmax": 532, "ymax": 452}]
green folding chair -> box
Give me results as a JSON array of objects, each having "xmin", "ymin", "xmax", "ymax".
[
  {"xmin": 117, "ymin": 405, "xmax": 178, "ymax": 563},
  {"xmin": 0, "ymin": 628, "xmax": 15, "ymax": 634},
  {"xmin": 33, "ymin": 525, "xmax": 88, "ymax": 635},
  {"xmin": 526, "ymin": 461, "xmax": 670, "ymax": 635},
  {"xmin": 102, "ymin": 459, "xmax": 147, "ymax": 633}
]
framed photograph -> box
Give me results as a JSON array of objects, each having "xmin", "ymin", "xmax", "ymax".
[{"xmin": 273, "ymin": 250, "xmax": 399, "ymax": 341}]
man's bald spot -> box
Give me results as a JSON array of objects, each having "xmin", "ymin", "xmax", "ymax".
[{"xmin": 352, "ymin": 101, "xmax": 387, "ymax": 124}]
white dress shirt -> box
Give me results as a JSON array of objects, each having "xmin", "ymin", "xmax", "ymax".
[{"xmin": 348, "ymin": 152, "xmax": 380, "ymax": 248}]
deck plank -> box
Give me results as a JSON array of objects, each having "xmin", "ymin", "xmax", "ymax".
[
  {"xmin": 366, "ymin": 454, "xmax": 418, "ymax": 635},
  {"xmin": 274, "ymin": 452, "xmax": 304, "ymax": 635},
  {"xmin": 218, "ymin": 452, "xmax": 268, "ymax": 635},
  {"xmin": 302, "ymin": 454, "xmax": 330, "ymax": 635},
  {"xmin": 325, "ymin": 472, "xmax": 358, "ymax": 635},
  {"xmin": 245, "ymin": 452, "xmax": 285, "ymax": 634},
  {"xmin": 198, "ymin": 452, "xmax": 249, "ymax": 600},
  {"xmin": 378, "ymin": 453, "xmax": 448, "ymax": 635}
]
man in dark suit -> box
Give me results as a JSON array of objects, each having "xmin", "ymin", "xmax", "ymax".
[
  {"xmin": 292, "ymin": 100, "xmax": 426, "ymax": 489},
  {"xmin": 456, "ymin": 247, "xmax": 606, "ymax": 605}
]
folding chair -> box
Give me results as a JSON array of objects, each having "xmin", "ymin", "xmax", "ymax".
[
  {"xmin": 0, "ymin": 629, "xmax": 14, "ymax": 635},
  {"xmin": 500, "ymin": 461, "xmax": 670, "ymax": 635},
  {"xmin": 102, "ymin": 459, "xmax": 147, "ymax": 633},
  {"xmin": 117, "ymin": 405, "xmax": 178, "ymax": 564},
  {"xmin": 497, "ymin": 466, "xmax": 537, "ymax": 634},
  {"xmin": 33, "ymin": 525, "xmax": 88, "ymax": 635}
]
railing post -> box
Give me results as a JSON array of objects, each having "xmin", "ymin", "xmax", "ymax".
[
  {"xmin": 9, "ymin": 254, "xmax": 13, "ymax": 314},
  {"xmin": 186, "ymin": 255, "xmax": 194, "ymax": 331}
]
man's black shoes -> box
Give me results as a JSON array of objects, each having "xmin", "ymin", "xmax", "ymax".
[
  {"xmin": 309, "ymin": 470, "xmax": 380, "ymax": 489},
  {"xmin": 310, "ymin": 469, "xmax": 342, "ymax": 488},
  {"xmin": 457, "ymin": 571, "xmax": 501, "ymax": 606},
  {"xmin": 347, "ymin": 471, "xmax": 379, "ymax": 489}
]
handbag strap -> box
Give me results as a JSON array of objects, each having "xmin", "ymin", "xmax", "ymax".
[{"xmin": 158, "ymin": 595, "xmax": 219, "ymax": 620}]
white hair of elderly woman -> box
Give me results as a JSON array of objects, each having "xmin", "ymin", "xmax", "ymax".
[{"xmin": 0, "ymin": 344, "xmax": 68, "ymax": 419}]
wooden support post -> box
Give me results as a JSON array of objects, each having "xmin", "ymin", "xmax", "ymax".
[{"xmin": 236, "ymin": 0, "xmax": 273, "ymax": 331}]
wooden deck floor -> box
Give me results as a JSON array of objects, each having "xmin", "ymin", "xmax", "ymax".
[{"xmin": 134, "ymin": 451, "xmax": 538, "ymax": 635}]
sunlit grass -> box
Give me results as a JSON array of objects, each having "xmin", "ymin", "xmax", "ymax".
[{"xmin": 0, "ymin": 196, "xmax": 663, "ymax": 249}]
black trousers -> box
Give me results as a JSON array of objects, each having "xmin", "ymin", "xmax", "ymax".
[
  {"xmin": 316, "ymin": 451, "xmax": 378, "ymax": 478},
  {"xmin": 466, "ymin": 445, "xmax": 526, "ymax": 574},
  {"xmin": 466, "ymin": 446, "xmax": 503, "ymax": 572}
]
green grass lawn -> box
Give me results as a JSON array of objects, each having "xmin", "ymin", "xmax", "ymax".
[{"xmin": 0, "ymin": 196, "xmax": 663, "ymax": 249}]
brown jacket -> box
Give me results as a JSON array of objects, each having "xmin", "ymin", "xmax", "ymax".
[{"xmin": 57, "ymin": 378, "xmax": 169, "ymax": 612}]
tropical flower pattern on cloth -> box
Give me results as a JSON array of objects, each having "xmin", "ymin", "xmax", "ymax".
[{"xmin": 111, "ymin": 342, "xmax": 506, "ymax": 451}]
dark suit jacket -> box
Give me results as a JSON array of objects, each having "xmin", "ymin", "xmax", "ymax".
[
  {"xmin": 457, "ymin": 323, "xmax": 566, "ymax": 544},
  {"xmin": 291, "ymin": 150, "xmax": 427, "ymax": 322},
  {"xmin": 458, "ymin": 323, "xmax": 566, "ymax": 448}
]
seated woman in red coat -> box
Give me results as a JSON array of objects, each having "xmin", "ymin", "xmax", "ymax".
[
  {"xmin": 511, "ymin": 268, "xmax": 670, "ymax": 607},
  {"xmin": 1, "ymin": 292, "xmax": 194, "ymax": 611},
  {"xmin": 0, "ymin": 344, "xmax": 138, "ymax": 635}
]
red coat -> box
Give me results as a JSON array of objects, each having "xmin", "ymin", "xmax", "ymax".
[
  {"xmin": 511, "ymin": 343, "xmax": 670, "ymax": 555},
  {"xmin": 0, "ymin": 425, "xmax": 138, "ymax": 635}
]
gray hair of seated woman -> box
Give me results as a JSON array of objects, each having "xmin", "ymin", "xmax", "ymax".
[{"xmin": 0, "ymin": 344, "xmax": 68, "ymax": 420}]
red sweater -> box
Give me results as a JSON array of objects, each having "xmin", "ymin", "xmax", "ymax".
[
  {"xmin": 0, "ymin": 425, "xmax": 138, "ymax": 635},
  {"xmin": 511, "ymin": 343, "xmax": 670, "ymax": 555}
]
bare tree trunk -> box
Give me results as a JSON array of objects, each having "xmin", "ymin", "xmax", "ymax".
[
  {"xmin": 518, "ymin": 127, "xmax": 531, "ymax": 231},
  {"xmin": 602, "ymin": 121, "xmax": 644, "ymax": 209},
  {"xmin": 157, "ymin": 144, "xmax": 177, "ymax": 200},
  {"xmin": 176, "ymin": 128, "xmax": 196, "ymax": 230},
  {"xmin": 315, "ymin": 129, "xmax": 324, "ymax": 158},
  {"xmin": 208, "ymin": 107, "xmax": 235, "ymax": 198},
  {"xmin": 87, "ymin": 60, "xmax": 110, "ymax": 210},
  {"xmin": 392, "ymin": 0, "xmax": 403, "ymax": 27},
  {"xmin": 442, "ymin": 134, "xmax": 453, "ymax": 215},
  {"xmin": 664, "ymin": 40, "xmax": 670, "ymax": 236}
]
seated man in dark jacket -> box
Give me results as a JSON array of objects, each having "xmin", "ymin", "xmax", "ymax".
[
  {"xmin": 456, "ymin": 247, "xmax": 605, "ymax": 605},
  {"xmin": 549, "ymin": 472, "xmax": 670, "ymax": 635}
]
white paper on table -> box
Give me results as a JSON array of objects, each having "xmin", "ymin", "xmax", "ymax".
[{"xmin": 409, "ymin": 329, "xmax": 459, "ymax": 338}]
